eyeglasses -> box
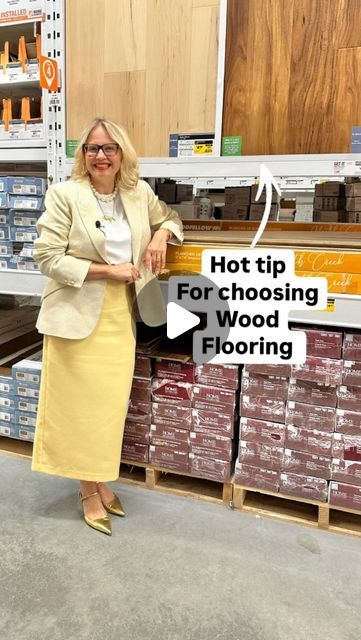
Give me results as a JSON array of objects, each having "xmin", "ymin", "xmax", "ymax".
[{"xmin": 83, "ymin": 143, "xmax": 120, "ymax": 157}]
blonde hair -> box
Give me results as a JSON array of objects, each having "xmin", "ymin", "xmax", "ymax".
[{"xmin": 71, "ymin": 117, "xmax": 139, "ymax": 190}]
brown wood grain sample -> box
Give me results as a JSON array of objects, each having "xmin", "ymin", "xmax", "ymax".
[{"xmin": 223, "ymin": 0, "xmax": 361, "ymax": 154}]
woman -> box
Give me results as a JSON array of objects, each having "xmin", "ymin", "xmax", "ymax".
[{"xmin": 32, "ymin": 117, "xmax": 183, "ymax": 535}]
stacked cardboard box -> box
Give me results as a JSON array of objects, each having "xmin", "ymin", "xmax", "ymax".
[
  {"xmin": 345, "ymin": 182, "xmax": 361, "ymax": 224},
  {"xmin": 330, "ymin": 331, "xmax": 361, "ymax": 509},
  {"xmin": 235, "ymin": 362, "xmax": 291, "ymax": 493},
  {"xmin": 121, "ymin": 352, "xmax": 154, "ymax": 464},
  {"xmin": 313, "ymin": 182, "xmax": 346, "ymax": 222},
  {"xmin": 0, "ymin": 351, "xmax": 42, "ymax": 441},
  {"xmin": 249, "ymin": 184, "xmax": 280, "ymax": 221},
  {"xmin": 235, "ymin": 329, "xmax": 345, "ymax": 502},
  {"xmin": 190, "ymin": 363, "xmax": 239, "ymax": 481},
  {"xmin": 223, "ymin": 187, "xmax": 250, "ymax": 220},
  {"xmin": 0, "ymin": 176, "xmax": 45, "ymax": 270},
  {"xmin": 150, "ymin": 358, "xmax": 196, "ymax": 472}
]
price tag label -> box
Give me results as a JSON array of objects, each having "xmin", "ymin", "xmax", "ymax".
[{"xmin": 334, "ymin": 160, "xmax": 361, "ymax": 176}]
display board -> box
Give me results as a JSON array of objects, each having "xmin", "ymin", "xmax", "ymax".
[{"xmin": 66, "ymin": 0, "xmax": 220, "ymax": 157}]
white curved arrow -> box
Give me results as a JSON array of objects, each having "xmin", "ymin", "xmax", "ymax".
[{"xmin": 250, "ymin": 164, "xmax": 281, "ymax": 249}]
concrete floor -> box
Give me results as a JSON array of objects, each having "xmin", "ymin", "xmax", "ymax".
[{"xmin": 1, "ymin": 455, "xmax": 360, "ymax": 640}]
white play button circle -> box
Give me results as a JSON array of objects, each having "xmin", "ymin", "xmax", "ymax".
[{"xmin": 166, "ymin": 302, "xmax": 200, "ymax": 339}]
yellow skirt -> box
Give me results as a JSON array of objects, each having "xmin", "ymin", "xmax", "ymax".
[{"xmin": 32, "ymin": 281, "xmax": 136, "ymax": 481}]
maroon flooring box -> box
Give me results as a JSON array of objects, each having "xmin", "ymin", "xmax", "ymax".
[
  {"xmin": 151, "ymin": 379, "xmax": 193, "ymax": 406},
  {"xmin": 192, "ymin": 408, "xmax": 235, "ymax": 437},
  {"xmin": 291, "ymin": 357, "xmax": 343, "ymax": 385},
  {"xmin": 148, "ymin": 437, "xmax": 189, "ymax": 454},
  {"xmin": 285, "ymin": 425, "xmax": 333, "ymax": 456},
  {"xmin": 331, "ymin": 459, "xmax": 361, "ymax": 486},
  {"xmin": 332, "ymin": 433, "xmax": 361, "ymax": 461},
  {"xmin": 336, "ymin": 409, "xmax": 361, "ymax": 435},
  {"xmin": 134, "ymin": 353, "xmax": 153, "ymax": 378},
  {"xmin": 288, "ymin": 378, "xmax": 337, "ymax": 408},
  {"xmin": 343, "ymin": 333, "xmax": 361, "ymax": 362},
  {"xmin": 121, "ymin": 441, "xmax": 149, "ymax": 463},
  {"xmin": 279, "ymin": 472, "xmax": 328, "ymax": 502},
  {"xmin": 123, "ymin": 421, "xmax": 150, "ymax": 445},
  {"xmin": 238, "ymin": 440, "xmax": 284, "ymax": 471},
  {"xmin": 192, "ymin": 384, "xmax": 237, "ymax": 413},
  {"xmin": 241, "ymin": 372, "xmax": 289, "ymax": 400},
  {"xmin": 195, "ymin": 363, "xmax": 239, "ymax": 389},
  {"xmin": 189, "ymin": 431, "xmax": 234, "ymax": 462},
  {"xmin": 152, "ymin": 402, "xmax": 192, "ymax": 429},
  {"xmin": 282, "ymin": 448, "xmax": 331, "ymax": 480},
  {"xmin": 130, "ymin": 377, "xmax": 152, "ymax": 403},
  {"xmin": 337, "ymin": 385, "xmax": 361, "ymax": 412},
  {"xmin": 189, "ymin": 453, "xmax": 232, "ymax": 482},
  {"xmin": 292, "ymin": 328, "xmax": 342, "ymax": 359},
  {"xmin": 155, "ymin": 359, "xmax": 196, "ymax": 383},
  {"xmin": 149, "ymin": 445, "xmax": 189, "ymax": 472},
  {"xmin": 149, "ymin": 423, "xmax": 190, "ymax": 445},
  {"xmin": 234, "ymin": 462, "xmax": 280, "ymax": 492},
  {"xmin": 285, "ymin": 402, "xmax": 336, "ymax": 433},
  {"xmin": 244, "ymin": 363, "xmax": 292, "ymax": 377},
  {"xmin": 240, "ymin": 416, "xmax": 285, "ymax": 446},
  {"xmin": 126, "ymin": 400, "xmax": 152, "ymax": 424},
  {"xmin": 240, "ymin": 395, "xmax": 286, "ymax": 424},
  {"xmin": 329, "ymin": 481, "xmax": 361, "ymax": 511},
  {"xmin": 342, "ymin": 361, "xmax": 361, "ymax": 386}
]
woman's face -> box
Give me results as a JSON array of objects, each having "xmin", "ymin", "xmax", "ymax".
[{"xmin": 84, "ymin": 125, "xmax": 122, "ymax": 185}]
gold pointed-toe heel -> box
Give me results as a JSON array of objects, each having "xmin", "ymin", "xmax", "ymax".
[
  {"xmin": 98, "ymin": 487, "xmax": 125, "ymax": 517},
  {"xmin": 79, "ymin": 491, "xmax": 112, "ymax": 535}
]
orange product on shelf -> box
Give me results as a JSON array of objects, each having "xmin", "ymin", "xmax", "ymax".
[
  {"xmin": 1, "ymin": 41, "xmax": 9, "ymax": 72},
  {"xmin": 296, "ymin": 271, "xmax": 361, "ymax": 295},
  {"xmin": 18, "ymin": 34, "xmax": 41, "ymax": 71}
]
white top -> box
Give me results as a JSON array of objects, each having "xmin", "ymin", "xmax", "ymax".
[{"xmin": 95, "ymin": 196, "xmax": 132, "ymax": 264}]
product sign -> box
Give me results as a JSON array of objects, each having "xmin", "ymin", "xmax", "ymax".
[
  {"xmin": 39, "ymin": 55, "xmax": 59, "ymax": 91},
  {"xmin": 0, "ymin": 0, "xmax": 45, "ymax": 24}
]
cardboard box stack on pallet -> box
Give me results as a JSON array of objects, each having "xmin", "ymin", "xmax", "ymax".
[
  {"xmin": 235, "ymin": 327, "xmax": 361, "ymax": 508},
  {"xmin": 0, "ymin": 176, "xmax": 46, "ymax": 270},
  {"xmin": 121, "ymin": 351, "xmax": 240, "ymax": 482},
  {"xmin": 0, "ymin": 350, "xmax": 41, "ymax": 441},
  {"xmin": 330, "ymin": 332, "xmax": 361, "ymax": 510},
  {"xmin": 121, "ymin": 351, "xmax": 153, "ymax": 464}
]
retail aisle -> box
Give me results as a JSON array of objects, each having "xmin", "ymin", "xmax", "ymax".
[{"xmin": 1, "ymin": 454, "xmax": 360, "ymax": 640}]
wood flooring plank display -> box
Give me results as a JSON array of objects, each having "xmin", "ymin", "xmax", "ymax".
[
  {"xmin": 223, "ymin": 0, "xmax": 361, "ymax": 154},
  {"xmin": 66, "ymin": 0, "xmax": 219, "ymax": 157},
  {"xmin": 332, "ymin": 47, "xmax": 361, "ymax": 153}
]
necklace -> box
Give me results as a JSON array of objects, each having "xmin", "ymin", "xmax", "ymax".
[
  {"xmin": 90, "ymin": 181, "xmax": 118, "ymax": 222},
  {"xmin": 90, "ymin": 181, "xmax": 118, "ymax": 202}
]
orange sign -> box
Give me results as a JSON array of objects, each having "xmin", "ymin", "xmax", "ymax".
[{"xmin": 39, "ymin": 55, "xmax": 59, "ymax": 91}]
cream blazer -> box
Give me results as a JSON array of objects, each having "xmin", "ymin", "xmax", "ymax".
[{"xmin": 34, "ymin": 178, "xmax": 183, "ymax": 339}]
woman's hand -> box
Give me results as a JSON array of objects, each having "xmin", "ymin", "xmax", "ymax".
[
  {"xmin": 108, "ymin": 263, "xmax": 141, "ymax": 284},
  {"xmin": 86, "ymin": 262, "xmax": 140, "ymax": 284},
  {"xmin": 143, "ymin": 229, "xmax": 172, "ymax": 275}
]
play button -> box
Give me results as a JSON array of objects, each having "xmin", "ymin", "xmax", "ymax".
[{"xmin": 166, "ymin": 302, "xmax": 200, "ymax": 339}]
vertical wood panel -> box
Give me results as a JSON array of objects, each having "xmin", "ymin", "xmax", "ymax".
[
  {"xmin": 66, "ymin": 0, "xmax": 219, "ymax": 156},
  {"xmin": 104, "ymin": 0, "xmax": 147, "ymax": 72},
  {"xmin": 223, "ymin": 0, "xmax": 361, "ymax": 154},
  {"xmin": 103, "ymin": 71, "xmax": 146, "ymax": 154},
  {"xmin": 188, "ymin": 5, "xmax": 219, "ymax": 131},
  {"xmin": 332, "ymin": 48, "xmax": 361, "ymax": 150},
  {"xmin": 66, "ymin": 0, "xmax": 105, "ymax": 137}
]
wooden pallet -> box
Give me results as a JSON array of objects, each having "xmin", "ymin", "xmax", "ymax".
[
  {"xmin": 120, "ymin": 460, "xmax": 232, "ymax": 506},
  {"xmin": 233, "ymin": 484, "xmax": 361, "ymax": 538},
  {"xmin": 0, "ymin": 435, "xmax": 33, "ymax": 460}
]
